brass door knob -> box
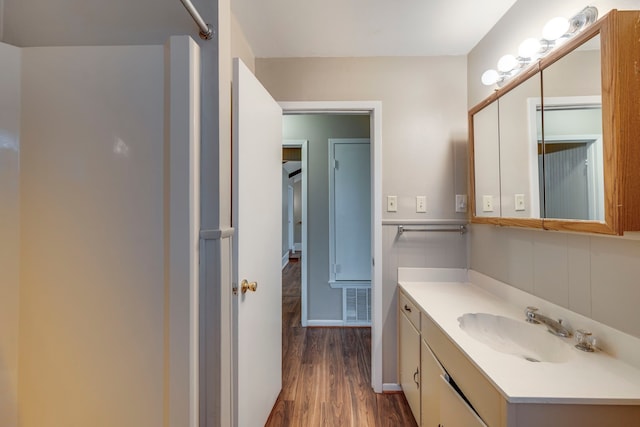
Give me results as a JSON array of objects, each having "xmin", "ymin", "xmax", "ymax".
[{"xmin": 241, "ymin": 279, "xmax": 258, "ymax": 294}]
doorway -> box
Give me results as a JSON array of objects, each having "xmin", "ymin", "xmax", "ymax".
[
  {"xmin": 280, "ymin": 101, "xmax": 383, "ymax": 393},
  {"xmin": 282, "ymin": 139, "xmax": 309, "ymax": 324}
]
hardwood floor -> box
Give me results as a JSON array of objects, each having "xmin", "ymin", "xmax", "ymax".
[{"xmin": 266, "ymin": 259, "xmax": 417, "ymax": 427}]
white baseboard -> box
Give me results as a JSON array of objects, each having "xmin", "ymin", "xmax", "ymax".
[
  {"xmin": 306, "ymin": 319, "xmax": 344, "ymax": 327},
  {"xmin": 382, "ymin": 383, "xmax": 402, "ymax": 392},
  {"xmin": 294, "ymin": 242, "xmax": 302, "ymax": 251},
  {"xmin": 281, "ymin": 252, "xmax": 289, "ymax": 269}
]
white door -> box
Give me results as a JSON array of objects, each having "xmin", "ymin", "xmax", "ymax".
[
  {"xmin": 232, "ymin": 58, "xmax": 283, "ymax": 427},
  {"xmin": 329, "ymin": 139, "xmax": 371, "ymax": 282}
]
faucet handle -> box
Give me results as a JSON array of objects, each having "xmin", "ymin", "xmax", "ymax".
[
  {"xmin": 525, "ymin": 306, "xmax": 539, "ymax": 324},
  {"xmin": 575, "ymin": 329, "xmax": 596, "ymax": 352}
]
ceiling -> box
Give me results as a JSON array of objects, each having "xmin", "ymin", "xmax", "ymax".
[{"xmin": 231, "ymin": 0, "xmax": 519, "ymax": 58}]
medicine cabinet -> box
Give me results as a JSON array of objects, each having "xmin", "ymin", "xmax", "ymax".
[{"xmin": 469, "ymin": 9, "xmax": 640, "ymax": 235}]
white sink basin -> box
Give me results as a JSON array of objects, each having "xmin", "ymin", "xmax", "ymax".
[{"xmin": 458, "ymin": 313, "xmax": 572, "ymax": 363}]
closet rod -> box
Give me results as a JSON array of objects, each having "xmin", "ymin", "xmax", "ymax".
[
  {"xmin": 397, "ymin": 225, "xmax": 467, "ymax": 235},
  {"xmin": 179, "ymin": 0, "xmax": 214, "ymax": 40}
]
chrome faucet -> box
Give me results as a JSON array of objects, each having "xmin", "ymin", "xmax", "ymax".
[{"xmin": 525, "ymin": 306, "xmax": 572, "ymax": 338}]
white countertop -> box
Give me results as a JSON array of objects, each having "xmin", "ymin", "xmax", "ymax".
[{"xmin": 399, "ymin": 273, "xmax": 640, "ymax": 405}]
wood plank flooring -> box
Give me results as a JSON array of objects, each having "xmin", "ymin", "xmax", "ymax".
[{"xmin": 265, "ymin": 258, "xmax": 417, "ymax": 427}]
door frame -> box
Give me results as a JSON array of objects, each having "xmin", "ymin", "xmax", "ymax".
[
  {"xmin": 280, "ymin": 101, "xmax": 383, "ymax": 393},
  {"xmin": 287, "ymin": 184, "xmax": 294, "ymax": 253},
  {"xmin": 282, "ymin": 139, "xmax": 309, "ymax": 326}
]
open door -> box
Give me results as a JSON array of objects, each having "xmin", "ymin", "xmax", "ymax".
[{"xmin": 232, "ymin": 58, "xmax": 283, "ymax": 426}]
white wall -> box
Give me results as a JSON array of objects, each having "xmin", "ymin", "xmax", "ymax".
[
  {"xmin": 257, "ymin": 57, "xmax": 469, "ymax": 384},
  {"xmin": 0, "ymin": 41, "xmax": 21, "ymax": 427},
  {"xmin": 468, "ymin": 0, "xmax": 640, "ymax": 340},
  {"xmin": 19, "ymin": 45, "xmax": 165, "ymax": 427}
]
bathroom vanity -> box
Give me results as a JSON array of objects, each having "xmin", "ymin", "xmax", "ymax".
[{"xmin": 398, "ymin": 269, "xmax": 640, "ymax": 426}]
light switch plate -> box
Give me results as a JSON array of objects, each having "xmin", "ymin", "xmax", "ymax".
[
  {"xmin": 482, "ymin": 195, "xmax": 494, "ymax": 212},
  {"xmin": 416, "ymin": 196, "xmax": 427, "ymax": 213},
  {"xmin": 515, "ymin": 194, "xmax": 525, "ymax": 211},
  {"xmin": 387, "ymin": 195, "xmax": 397, "ymax": 212},
  {"xmin": 455, "ymin": 194, "xmax": 467, "ymax": 213}
]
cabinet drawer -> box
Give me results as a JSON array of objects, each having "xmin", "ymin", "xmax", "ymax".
[
  {"xmin": 422, "ymin": 313, "xmax": 503, "ymax": 427},
  {"xmin": 439, "ymin": 374, "xmax": 488, "ymax": 427},
  {"xmin": 399, "ymin": 291, "xmax": 420, "ymax": 330}
]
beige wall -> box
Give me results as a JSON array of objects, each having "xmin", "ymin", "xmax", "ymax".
[
  {"xmin": 0, "ymin": 41, "xmax": 20, "ymax": 427},
  {"xmin": 257, "ymin": 56, "xmax": 469, "ymax": 384},
  {"xmin": 231, "ymin": 11, "xmax": 255, "ymax": 73},
  {"xmin": 468, "ymin": 0, "xmax": 640, "ymax": 340}
]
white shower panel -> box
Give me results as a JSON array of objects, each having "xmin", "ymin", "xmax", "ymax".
[
  {"xmin": 0, "ymin": 41, "xmax": 22, "ymax": 427},
  {"xmin": 17, "ymin": 39, "xmax": 200, "ymax": 427}
]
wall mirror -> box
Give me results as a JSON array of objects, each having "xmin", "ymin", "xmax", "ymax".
[
  {"xmin": 472, "ymin": 99, "xmax": 500, "ymax": 218},
  {"xmin": 499, "ymin": 73, "xmax": 542, "ymax": 219},
  {"xmin": 539, "ymin": 35, "xmax": 603, "ymax": 221},
  {"xmin": 469, "ymin": 10, "xmax": 640, "ymax": 235}
]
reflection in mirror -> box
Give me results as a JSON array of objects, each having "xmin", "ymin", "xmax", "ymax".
[
  {"xmin": 473, "ymin": 100, "xmax": 500, "ymax": 217},
  {"xmin": 539, "ymin": 35, "xmax": 603, "ymax": 221},
  {"xmin": 499, "ymin": 73, "xmax": 541, "ymax": 218}
]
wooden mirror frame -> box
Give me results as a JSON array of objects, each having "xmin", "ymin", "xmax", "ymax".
[{"xmin": 468, "ymin": 9, "xmax": 640, "ymax": 235}]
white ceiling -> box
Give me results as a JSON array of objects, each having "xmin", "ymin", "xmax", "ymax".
[{"xmin": 231, "ymin": 0, "xmax": 519, "ymax": 58}]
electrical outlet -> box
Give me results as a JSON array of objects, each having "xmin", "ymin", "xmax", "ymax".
[
  {"xmin": 416, "ymin": 196, "xmax": 426, "ymax": 213},
  {"xmin": 482, "ymin": 195, "xmax": 494, "ymax": 212},
  {"xmin": 455, "ymin": 194, "xmax": 467, "ymax": 213},
  {"xmin": 387, "ymin": 195, "xmax": 397, "ymax": 212},
  {"xmin": 515, "ymin": 194, "xmax": 525, "ymax": 211}
]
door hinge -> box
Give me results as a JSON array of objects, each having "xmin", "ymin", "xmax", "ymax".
[
  {"xmin": 333, "ymin": 159, "xmax": 338, "ymax": 169},
  {"xmin": 332, "ymin": 263, "xmax": 341, "ymax": 274}
]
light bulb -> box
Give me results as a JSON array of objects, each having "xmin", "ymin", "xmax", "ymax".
[
  {"xmin": 518, "ymin": 38, "xmax": 541, "ymax": 58},
  {"xmin": 497, "ymin": 54, "xmax": 519, "ymax": 73},
  {"xmin": 481, "ymin": 69, "xmax": 500, "ymax": 86},
  {"xmin": 543, "ymin": 17, "xmax": 570, "ymax": 40}
]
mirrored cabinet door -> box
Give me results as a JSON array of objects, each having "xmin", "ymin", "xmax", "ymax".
[
  {"xmin": 472, "ymin": 100, "xmax": 501, "ymax": 217},
  {"xmin": 541, "ymin": 35, "xmax": 603, "ymax": 222},
  {"xmin": 498, "ymin": 74, "xmax": 542, "ymax": 219}
]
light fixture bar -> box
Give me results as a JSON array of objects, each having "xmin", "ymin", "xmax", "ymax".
[{"xmin": 481, "ymin": 5, "xmax": 598, "ymax": 87}]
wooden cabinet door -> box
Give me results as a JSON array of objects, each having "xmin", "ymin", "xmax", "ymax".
[
  {"xmin": 399, "ymin": 311, "xmax": 421, "ymax": 424},
  {"xmin": 421, "ymin": 340, "xmax": 446, "ymax": 427}
]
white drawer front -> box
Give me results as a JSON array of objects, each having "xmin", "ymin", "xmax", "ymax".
[{"xmin": 399, "ymin": 291, "xmax": 420, "ymax": 330}]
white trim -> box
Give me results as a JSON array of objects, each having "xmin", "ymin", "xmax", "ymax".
[
  {"xmin": 306, "ymin": 319, "xmax": 346, "ymax": 327},
  {"xmin": 383, "ymin": 383, "xmax": 403, "ymax": 392},
  {"xmin": 167, "ymin": 36, "xmax": 200, "ymax": 427},
  {"xmin": 294, "ymin": 242, "xmax": 302, "ymax": 251},
  {"xmin": 283, "ymin": 139, "xmax": 309, "ymax": 327},
  {"xmin": 329, "ymin": 281, "xmax": 371, "ymax": 289},
  {"xmin": 280, "ymin": 101, "xmax": 383, "ymax": 393},
  {"xmin": 281, "ymin": 252, "xmax": 289, "ymax": 269},
  {"xmin": 287, "ymin": 185, "xmax": 294, "ymax": 252}
]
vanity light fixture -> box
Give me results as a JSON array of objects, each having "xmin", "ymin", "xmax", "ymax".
[{"xmin": 481, "ymin": 6, "xmax": 598, "ymax": 86}]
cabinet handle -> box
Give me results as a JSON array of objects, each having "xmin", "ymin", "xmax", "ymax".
[
  {"xmin": 404, "ymin": 304, "xmax": 412, "ymax": 312},
  {"xmin": 413, "ymin": 367, "xmax": 420, "ymax": 388}
]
